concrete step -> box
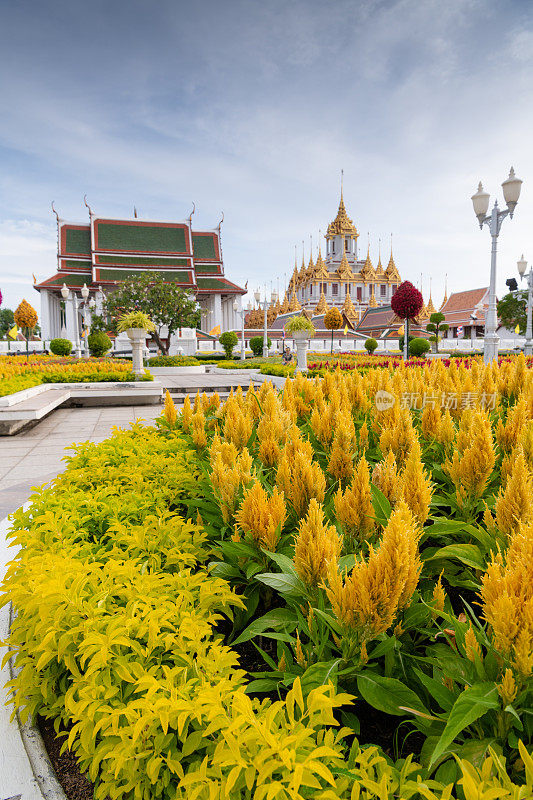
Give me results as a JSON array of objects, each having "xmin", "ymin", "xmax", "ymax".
[{"xmin": 0, "ymin": 389, "xmax": 70, "ymax": 434}]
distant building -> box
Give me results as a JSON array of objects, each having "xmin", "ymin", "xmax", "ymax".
[
  {"xmin": 34, "ymin": 205, "xmax": 245, "ymax": 344},
  {"xmin": 441, "ymin": 288, "xmax": 489, "ymax": 341},
  {"xmin": 289, "ymin": 187, "xmax": 402, "ymax": 317}
]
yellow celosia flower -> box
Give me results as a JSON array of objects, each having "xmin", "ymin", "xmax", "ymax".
[
  {"xmin": 294, "ymin": 498, "xmax": 342, "ymax": 587},
  {"xmin": 163, "ymin": 389, "xmax": 177, "ymax": 425},
  {"xmin": 481, "ymin": 521, "xmax": 533, "ymax": 676},
  {"xmin": 328, "ymin": 413, "xmax": 356, "ymax": 482},
  {"xmin": 432, "ymin": 572, "xmax": 446, "ymax": 614},
  {"xmin": 399, "ymin": 439, "xmax": 433, "ymax": 525},
  {"xmin": 326, "ymin": 501, "xmax": 421, "ymax": 655},
  {"xmin": 211, "ymin": 448, "xmax": 255, "ymax": 524},
  {"xmin": 223, "ymin": 399, "xmax": 253, "ymax": 449},
  {"xmin": 497, "ymin": 668, "xmax": 517, "ymax": 705},
  {"xmin": 496, "ymin": 398, "xmax": 527, "ymax": 453},
  {"xmin": 379, "ymin": 406, "xmax": 416, "ymax": 467},
  {"xmin": 191, "ymin": 409, "xmax": 208, "ymax": 449},
  {"xmin": 371, "ymin": 451, "xmax": 400, "ymax": 507},
  {"xmin": 445, "ymin": 408, "xmax": 495, "ymax": 505},
  {"xmin": 181, "ymin": 393, "xmax": 193, "ymax": 432},
  {"xmin": 494, "ymin": 446, "xmax": 533, "ymax": 538},
  {"xmin": 421, "ymin": 402, "xmax": 442, "ymax": 440},
  {"xmin": 236, "ymin": 481, "xmax": 286, "ymax": 551},
  {"xmin": 276, "ymin": 445, "xmax": 326, "ymax": 517},
  {"xmin": 334, "ymin": 456, "xmax": 376, "ymax": 546},
  {"xmin": 359, "ymin": 420, "xmax": 369, "ymax": 451},
  {"xmin": 464, "ymin": 624, "xmax": 482, "ymax": 662}
]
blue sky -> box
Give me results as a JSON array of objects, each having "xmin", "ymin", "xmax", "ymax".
[{"xmin": 1, "ymin": 0, "xmax": 533, "ymax": 313}]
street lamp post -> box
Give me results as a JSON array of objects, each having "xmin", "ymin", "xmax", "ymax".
[
  {"xmin": 233, "ymin": 299, "xmax": 246, "ymax": 360},
  {"xmin": 254, "ymin": 287, "xmax": 270, "ymax": 358},
  {"xmin": 517, "ymin": 254, "xmax": 533, "ymax": 356},
  {"xmin": 471, "ymin": 167, "xmax": 523, "ymax": 364}
]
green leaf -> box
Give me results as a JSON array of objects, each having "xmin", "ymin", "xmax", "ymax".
[
  {"xmin": 245, "ymin": 679, "xmax": 279, "ymax": 694},
  {"xmin": 256, "ymin": 572, "xmax": 305, "ymax": 595},
  {"xmin": 300, "ymin": 660, "xmax": 341, "ymax": 696},
  {"xmin": 337, "ymin": 554, "xmax": 357, "ymax": 572},
  {"xmin": 208, "ymin": 561, "xmax": 241, "ymax": 580},
  {"xmin": 313, "ymin": 607, "xmax": 343, "ymax": 636},
  {"xmin": 429, "ymin": 683, "xmax": 499, "ymax": 768},
  {"xmin": 262, "ymin": 550, "xmax": 298, "ymax": 576},
  {"xmin": 232, "ymin": 608, "xmax": 297, "ymax": 645},
  {"xmin": 357, "ymin": 672, "xmax": 428, "ymax": 717},
  {"xmin": 414, "ymin": 668, "xmax": 456, "ymax": 712},
  {"xmin": 423, "ymin": 544, "xmax": 485, "ymax": 570},
  {"xmin": 370, "ymin": 484, "xmax": 392, "ymax": 526}
]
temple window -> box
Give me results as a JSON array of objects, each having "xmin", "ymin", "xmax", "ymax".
[
  {"xmin": 380, "ymin": 284, "xmax": 386, "ymax": 297},
  {"xmin": 332, "ymin": 240, "xmax": 335, "ymax": 254},
  {"xmin": 332, "ymin": 283, "xmax": 338, "ymax": 296},
  {"xmin": 345, "ymin": 238, "xmax": 350, "ymax": 252},
  {"xmin": 357, "ymin": 286, "xmax": 362, "ymax": 301}
]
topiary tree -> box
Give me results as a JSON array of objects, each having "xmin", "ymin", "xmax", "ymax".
[
  {"xmin": 365, "ymin": 337, "xmax": 378, "ymax": 354},
  {"xmin": 14, "ymin": 299, "xmax": 38, "ymax": 354},
  {"xmin": 391, "ymin": 282, "xmax": 423, "ymax": 360},
  {"xmin": 409, "ymin": 337, "xmax": 431, "ymax": 357},
  {"xmin": 324, "ymin": 307, "xmax": 343, "ymax": 353},
  {"xmin": 0, "ymin": 308, "xmax": 15, "ymax": 339},
  {"xmin": 49, "ymin": 338, "xmax": 73, "ymax": 356},
  {"xmin": 88, "ymin": 331, "xmax": 112, "ymax": 357},
  {"xmin": 426, "ymin": 312, "xmax": 449, "ymax": 353},
  {"xmin": 250, "ymin": 335, "xmax": 272, "ymax": 356},
  {"xmin": 219, "ymin": 330, "xmax": 239, "ymax": 359}
]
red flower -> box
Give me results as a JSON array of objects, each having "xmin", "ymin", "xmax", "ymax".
[{"xmin": 391, "ymin": 281, "xmax": 424, "ymax": 320}]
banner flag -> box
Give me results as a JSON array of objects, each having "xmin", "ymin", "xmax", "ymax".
[
  {"xmin": 7, "ymin": 325, "xmax": 18, "ymax": 340},
  {"xmin": 209, "ymin": 325, "xmax": 221, "ymax": 336}
]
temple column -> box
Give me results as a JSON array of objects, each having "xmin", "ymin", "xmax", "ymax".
[
  {"xmin": 212, "ymin": 294, "xmax": 223, "ymax": 331},
  {"xmin": 40, "ymin": 291, "xmax": 51, "ymax": 342}
]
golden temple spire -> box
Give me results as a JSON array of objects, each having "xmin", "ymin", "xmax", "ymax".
[
  {"xmin": 369, "ymin": 284, "xmax": 378, "ymax": 308},
  {"xmin": 342, "ymin": 291, "xmax": 357, "ymax": 320},
  {"xmin": 326, "ymin": 177, "xmax": 358, "ymax": 238},
  {"xmin": 280, "ymin": 292, "xmax": 289, "ymax": 314},
  {"xmin": 315, "ymin": 290, "xmax": 329, "ymax": 315},
  {"xmin": 375, "ymin": 238, "xmax": 385, "ymax": 276},
  {"xmin": 426, "ymin": 278, "xmax": 436, "ymax": 316},
  {"xmin": 360, "ymin": 245, "xmax": 375, "ymax": 281},
  {"xmin": 440, "ymin": 274, "xmax": 448, "ymax": 310},
  {"xmin": 288, "ymin": 292, "xmax": 302, "ymax": 312},
  {"xmin": 385, "ymin": 235, "xmax": 400, "ymax": 282}
]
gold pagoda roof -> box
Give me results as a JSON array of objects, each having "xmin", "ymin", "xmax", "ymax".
[
  {"xmin": 336, "ymin": 245, "xmax": 353, "ymax": 280},
  {"xmin": 315, "ymin": 291, "xmax": 329, "ymax": 314},
  {"xmin": 385, "ymin": 251, "xmax": 400, "ymax": 282},
  {"xmin": 288, "ymin": 292, "xmax": 302, "ymax": 312},
  {"xmin": 342, "ymin": 292, "xmax": 357, "ymax": 320},
  {"xmin": 326, "ymin": 191, "xmax": 358, "ymax": 238},
  {"xmin": 313, "ymin": 248, "xmax": 329, "ymax": 279},
  {"xmin": 369, "ymin": 284, "xmax": 378, "ymax": 308},
  {"xmin": 359, "ymin": 248, "xmax": 376, "ymax": 281}
]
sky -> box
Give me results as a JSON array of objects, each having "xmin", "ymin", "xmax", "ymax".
[{"xmin": 1, "ymin": 0, "xmax": 533, "ymax": 316}]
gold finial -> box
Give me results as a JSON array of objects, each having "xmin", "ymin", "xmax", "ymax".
[{"xmin": 341, "ymin": 168, "xmax": 344, "ymax": 198}]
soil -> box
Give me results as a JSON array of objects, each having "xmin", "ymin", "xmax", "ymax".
[{"xmin": 37, "ymin": 715, "xmax": 95, "ymax": 800}]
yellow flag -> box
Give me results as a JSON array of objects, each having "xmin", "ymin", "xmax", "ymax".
[
  {"xmin": 7, "ymin": 324, "xmax": 18, "ymax": 339},
  {"xmin": 343, "ymin": 324, "xmax": 348, "ymax": 335},
  {"xmin": 398, "ymin": 324, "xmax": 404, "ymax": 336},
  {"xmin": 515, "ymin": 324, "xmax": 521, "ymax": 335},
  {"xmin": 209, "ymin": 325, "xmax": 221, "ymax": 336}
]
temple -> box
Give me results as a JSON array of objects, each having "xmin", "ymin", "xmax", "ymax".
[
  {"xmin": 244, "ymin": 186, "xmax": 402, "ymax": 329},
  {"xmin": 35, "ymin": 204, "xmax": 245, "ymax": 344}
]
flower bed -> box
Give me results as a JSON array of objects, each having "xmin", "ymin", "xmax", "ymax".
[
  {"xmin": 4, "ymin": 356, "xmax": 533, "ymax": 797},
  {"xmin": 0, "ymin": 355, "xmax": 151, "ymax": 396}
]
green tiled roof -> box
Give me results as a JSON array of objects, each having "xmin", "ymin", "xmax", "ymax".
[
  {"xmin": 196, "ymin": 277, "xmax": 241, "ymax": 291},
  {"xmin": 96, "ymin": 254, "xmax": 189, "ymax": 267},
  {"xmin": 195, "ymin": 263, "xmax": 222, "ymax": 275},
  {"xmin": 192, "ymin": 233, "xmax": 216, "ymax": 259},
  {"xmin": 65, "ymin": 227, "xmax": 91, "ymax": 255},
  {"xmin": 96, "ymin": 222, "xmax": 187, "ymax": 253},
  {"xmin": 97, "ymin": 268, "xmax": 193, "ymax": 284},
  {"xmin": 61, "ymin": 260, "xmax": 92, "ymax": 271},
  {"xmin": 44, "ymin": 273, "xmax": 91, "ymax": 287}
]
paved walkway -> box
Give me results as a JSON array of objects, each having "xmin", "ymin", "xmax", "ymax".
[{"xmin": 0, "ymin": 406, "xmax": 162, "ymax": 519}]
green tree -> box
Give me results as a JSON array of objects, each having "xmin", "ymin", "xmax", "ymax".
[
  {"xmin": 0, "ymin": 308, "xmax": 15, "ymax": 338},
  {"xmin": 426, "ymin": 312, "xmax": 449, "ymax": 353},
  {"xmin": 324, "ymin": 307, "xmax": 343, "ymax": 353},
  {"xmin": 497, "ymin": 290, "xmax": 528, "ymax": 334},
  {"xmin": 103, "ymin": 272, "xmax": 201, "ymax": 355},
  {"xmin": 250, "ymin": 335, "xmax": 271, "ymax": 356},
  {"xmin": 410, "ymin": 337, "xmax": 431, "ymax": 357},
  {"xmin": 365, "ymin": 337, "xmax": 378, "ymax": 354},
  {"xmin": 219, "ymin": 330, "xmax": 238, "ymax": 359}
]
